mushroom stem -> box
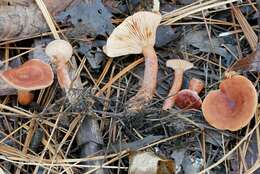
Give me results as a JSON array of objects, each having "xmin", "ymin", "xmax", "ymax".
[
  {"xmin": 163, "ymin": 69, "xmax": 184, "ymax": 110},
  {"xmin": 127, "ymin": 45, "xmax": 158, "ymax": 112},
  {"xmin": 17, "ymin": 90, "xmax": 34, "ymax": 105},
  {"xmin": 189, "ymin": 78, "xmax": 204, "ymax": 94},
  {"xmin": 141, "ymin": 45, "xmax": 158, "ymax": 98},
  {"xmin": 56, "ymin": 65, "xmax": 72, "ymax": 90}
]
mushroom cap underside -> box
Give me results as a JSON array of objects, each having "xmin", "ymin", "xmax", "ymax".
[
  {"xmin": 103, "ymin": 11, "xmax": 162, "ymax": 57},
  {"xmin": 166, "ymin": 59, "xmax": 194, "ymax": 71},
  {"xmin": 202, "ymin": 75, "xmax": 258, "ymax": 131},
  {"xmin": 0, "ymin": 59, "xmax": 54, "ymax": 91}
]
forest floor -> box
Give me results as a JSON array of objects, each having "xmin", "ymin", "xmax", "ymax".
[{"xmin": 0, "ymin": 0, "xmax": 259, "ymax": 174}]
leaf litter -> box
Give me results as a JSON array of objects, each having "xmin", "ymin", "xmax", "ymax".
[{"xmin": 0, "ymin": 0, "xmax": 259, "ymax": 174}]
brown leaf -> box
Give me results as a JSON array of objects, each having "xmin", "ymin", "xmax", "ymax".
[
  {"xmin": 231, "ymin": 44, "xmax": 260, "ymax": 72},
  {"xmin": 232, "ymin": 6, "xmax": 258, "ymax": 51}
]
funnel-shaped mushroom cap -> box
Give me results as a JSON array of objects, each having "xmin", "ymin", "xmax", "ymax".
[
  {"xmin": 202, "ymin": 75, "xmax": 258, "ymax": 131},
  {"xmin": 45, "ymin": 39, "xmax": 73, "ymax": 65},
  {"xmin": 103, "ymin": 11, "xmax": 162, "ymax": 57},
  {"xmin": 0, "ymin": 59, "xmax": 54, "ymax": 91},
  {"xmin": 175, "ymin": 89, "xmax": 202, "ymax": 109},
  {"xmin": 166, "ymin": 59, "xmax": 194, "ymax": 71}
]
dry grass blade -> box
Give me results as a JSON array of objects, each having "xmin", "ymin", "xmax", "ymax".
[
  {"xmin": 0, "ymin": 103, "xmax": 33, "ymax": 118},
  {"xmin": 47, "ymin": 115, "xmax": 82, "ymax": 173},
  {"xmin": 163, "ymin": 0, "xmax": 218, "ymax": 19},
  {"xmin": 162, "ymin": 0, "xmax": 239, "ymax": 25},
  {"xmin": 96, "ymin": 58, "xmax": 144, "ymax": 96},
  {"xmin": 244, "ymin": 158, "xmax": 260, "ymax": 174},
  {"xmin": 35, "ymin": 0, "xmax": 60, "ymax": 39},
  {"xmin": 232, "ymin": 5, "xmax": 258, "ymax": 51},
  {"xmin": 199, "ymin": 107, "xmax": 260, "ymax": 174},
  {"xmin": 96, "ymin": 58, "xmax": 113, "ymax": 86},
  {"xmin": 0, "ymin": 0, "xmax": 259, "ymax": 174},
  {"xmin": 84, "ymin": 130, "xmax": 194, "ymax": 174}
]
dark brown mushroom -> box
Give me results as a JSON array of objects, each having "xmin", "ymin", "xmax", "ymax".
[{"xmin": 175, "ymin": 78, "xmax": 204, "ymax": 109}]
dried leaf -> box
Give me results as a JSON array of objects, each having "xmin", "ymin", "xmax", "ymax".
[
  {"xmin": 232, "ymin": 6, "xmax": 258, "ymax": 51},
  {"xmin": 231, "ymin": 44, "xmax": 260, "ymax": 72},
  {"xmin": 0, "ymin": 78, "xmax": 17, "ymax": 96},
  {"xmin": 155, "ymin": 25, "xmax": 178, "ymax": 47},
  {"xmin": 181, "ymin": 30, "xmax": 238, "ymax": 66},
  {"xmin": 58, "ymin": 0, "xmax": 114, "ymax": 37},
  {"xmin": 107, "ymin": 135, "xmax": 163, "ymax": 153},
  {"xmin": 77, "ymin": 41, "xmax": 105, "ymax": 69},
  {"xmin": 0, "ymin": 65, "xmax": 16, "ymax": 96}
]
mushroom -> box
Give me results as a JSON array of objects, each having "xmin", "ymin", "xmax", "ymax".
[
  {"xmin": 0, "ymin": 59, "xmax": 54, "ymax": 105},
  {"xmin": 175, "ymin": 78, "xmax": 204, "ymax": 109},
  {"xmin": 103, "ymin": 11, "xmax": 162, "ymax": 112},
  {"xmin": 163, "ymin": 59, "xmax": 193, "ymax": 110},
  {"xmin": 202, "ymin": 73, "xmax": 258, "ymax": 131},
  {"xmin": 45, "ymin": 39, "xmax": 73, "ymax": 89}
]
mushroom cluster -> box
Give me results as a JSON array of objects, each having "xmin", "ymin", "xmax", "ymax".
[
  {"xmin": 102, "ymin": 9, "xmax": 258, "ymax": 131},
  {"xmin": 163, "ymin": 59, "xmax": 194, "ymax": 110}
]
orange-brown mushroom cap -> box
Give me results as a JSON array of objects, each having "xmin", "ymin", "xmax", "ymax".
[
  {"xmin": 202, "ymin": 75, "xmax": 258, "ymax": 131},
  {"xmin": 0, "ymin": 59, "xmax": 54, "ymax": 91},
  {"xmin": 175, "ymin": 89, "xmax": 202, "ymax": 109}
]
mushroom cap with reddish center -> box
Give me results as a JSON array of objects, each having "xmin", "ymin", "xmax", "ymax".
[
  {"xmin": 103, "ymin": 11, "xmax": 162, "ymax": 57},
  {"xmin": 0, "ymin": 59, "xmax": 54, "ymax": 91},
  {"xmin": 175, "ymin": 89, "xmax": 202, "ymax": 109},
  {"xmin": 202, "ymin": 75, "xmax": 258, "ymax": 131}
]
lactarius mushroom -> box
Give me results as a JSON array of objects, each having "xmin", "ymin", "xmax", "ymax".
[
  {"xmin": 175, "ymin": 78, "xmax": 204, "ymax": 109},
  {"xmin": 0, "ymin": 59, "xmax": 54, "ymax": 105},
  {"xmin": 103, "ymin": 11, "xmax": 161, "ymax": 112},
  {"xmin": 45, "ymin": 39, "xmax": 73, "ymax": 89},
  {"xmin": 202, "ymin": 73, "xmax": 258, "ymax": 131},
  {"xmin": 163, "ymin": 59, "xmax": 193, "ymax": 110}
]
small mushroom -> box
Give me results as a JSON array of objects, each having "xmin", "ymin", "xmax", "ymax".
[
  {"xmin": 45, "ymin": 39, "xmax": 73, "ymax": 89},
  {"xmin": 103, "ymin": 11, "xmax": 162, "ymax": 112},
  {"xmin": 0, "ymin": 59, "xmax": 54, "ymax": 105},
  {"xmin": 175, "ymin": 78, "xmax": 204, "ymax": 109},
  {"xmin": 163, "ymin": 59, "xmax": 193, "ymax": 110},
  {"xmin": 202, "ymin": 73, "xmax": 258, "ymax": 131}
]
